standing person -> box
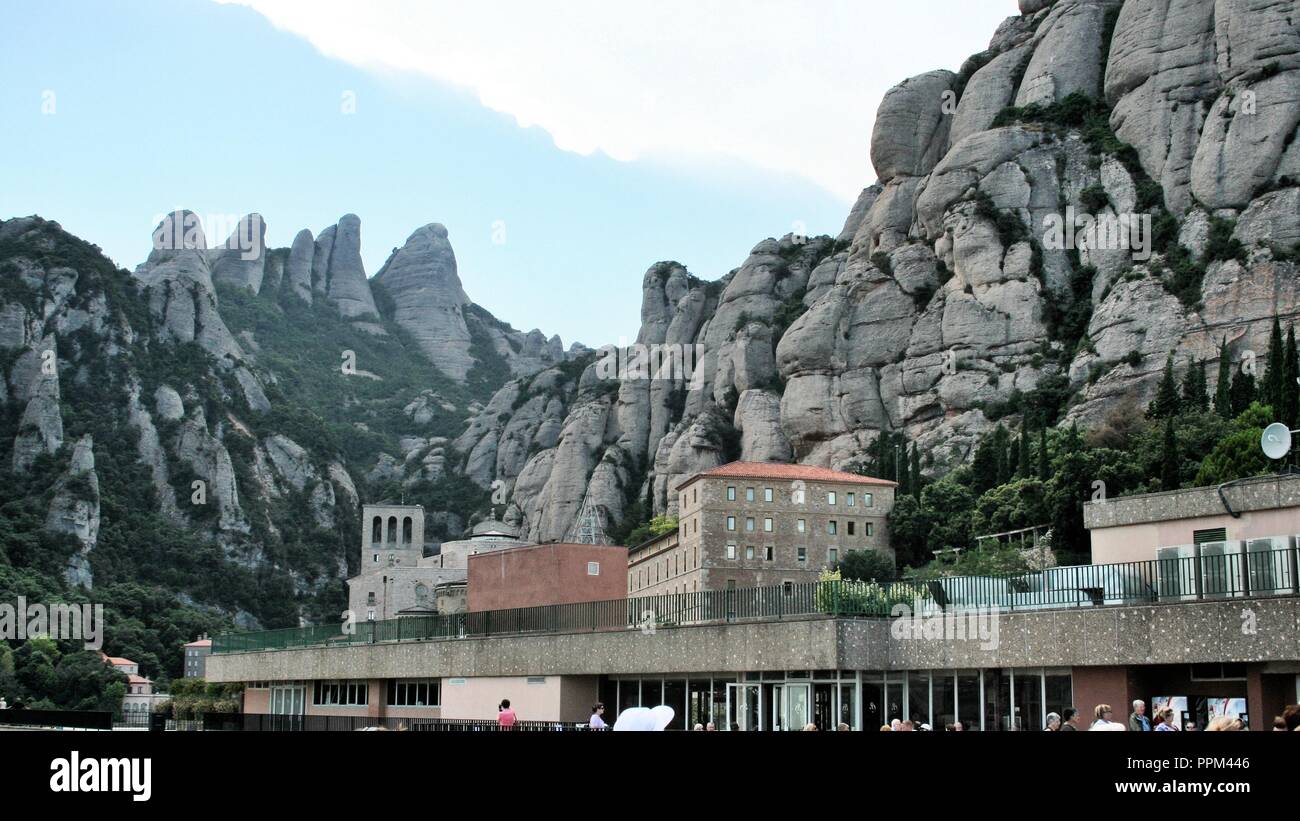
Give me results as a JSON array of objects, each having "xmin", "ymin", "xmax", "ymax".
[
  {"xmin": 1045, "ymin": 712, "xmax": 1061, "ymax": 731},
  {"xmin": 1090, "ymin": 704, "xmax": 1124, "ymax": 730},
  {"xmin": 498, "ymin": 698, "xmax": 517, "ymax": 729},
  {"xmin": 1154, "ymin": 708, "xmax": 1177, "ymax": 731},
  {"xmin": 1060, "ymin": 708, "xmax": 1079, "ymax": 731},
  {"xmin": 589, "ymin": 702, "xmax": 607, "ymax": 729},
  {"xmin": 1128, "ymin": 700, "xmax": 1151, "ymax": 732}
]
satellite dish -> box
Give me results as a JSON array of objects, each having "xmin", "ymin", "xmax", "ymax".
[{"xmin": 1261, "ymin": 423, "xmax": 1292, "ymax": 460}]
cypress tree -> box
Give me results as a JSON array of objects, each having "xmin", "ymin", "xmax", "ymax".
[
  {"xmin": 1181, "ymin": 359, "xmax": 1208, "ymax": 411},
  {"xmin": 897, "ymin": 441, "xmax": 911, "ymax": 497},
  {"xmin": 909, "ymin": 444, "xmax": 922, "ymax": 500},
  {"xmin": 1215, "ymin": 338, "xmax": 1232, "ymax": 418},
  {"xmin": 1147, "ymin": 354, "xmax": 1181, "ymax": 419},
  {"xmin": 1229, "ymin": 367, "xmax": 1256, "ymax": 416},
  {"xmin": 993, "ymin": 424, "xmax": 1010, "ymax": 487},
  {"xmin": 1265, "ymin": 316, "xmax": 1285, "ymax": 413},
  {"xmin": 1284, "ymin": 326, "xmax": 1300, "ymax": 428},
  {"xmin": 1160, "ymin": 416, "xmax": 1180, "ymax": 491},
  {"xmin": 971, "ymin": 431, "xmax": 1000, "ymax": 495},
  {"xmin": 1013, "ymin": 423, "xmax": 1024, "ymax": 475},
  {"xmin": 1037, "ymin": 426, "xmax": 1049, "ymax": 481}
]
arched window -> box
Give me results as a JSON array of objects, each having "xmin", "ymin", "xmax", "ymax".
[
  {"xmin": 371, "ymin": 517, "xmax": 382, "ymax": 544},
  {"xmin": 387, "ymin": 516, "xmax": 398, "ymax": 544},
  {"xmin": 403, "ymin": 517, "xmax": 413, "ymax": 546}
]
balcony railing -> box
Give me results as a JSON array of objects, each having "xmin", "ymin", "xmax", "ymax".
[{"xmin": 211, "ymin": 546, "xmax": 1300, "ymax": 655}]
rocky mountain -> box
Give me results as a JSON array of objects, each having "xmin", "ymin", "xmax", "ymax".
[
  {"xmin": 0, "ymin": 209, "xmax": 573, "ymax": 631},
  {"xmin": 2, "ymin": 0, "xmax": 1297, "ymax": 632},
  {"xmin": 457, "ymin": 0, "xmax": 1300, "ymax": 544}
]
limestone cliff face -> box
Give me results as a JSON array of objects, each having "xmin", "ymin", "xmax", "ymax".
[{"xmin": 456, "ymin": 0, "xmax": 1300, "ymax": 544}]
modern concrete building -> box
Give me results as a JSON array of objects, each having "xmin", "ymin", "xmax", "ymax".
[
  {"xmin": 183, "ymin": 637, "xmax": 211, "ymax": 678},
  {"xmin": 208, "ymin": 472, "xmax": 1300, "ymax": 730},
  {"xmin": 467, "ymin": 542, "xmax": 628, "ymax": 612},
  {"xmin": 630, "ymin": 462, "xmax": 896, "ymax": 597}
]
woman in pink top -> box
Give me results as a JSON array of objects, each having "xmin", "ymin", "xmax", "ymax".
[{"xmin": 498, "ymin": 699, "xmax": 517, "ymax": 729}]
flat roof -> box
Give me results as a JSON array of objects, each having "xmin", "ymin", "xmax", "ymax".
[{"xmin": 1084, "ymin": 473, "xmax": 1300, "ymax": 530}]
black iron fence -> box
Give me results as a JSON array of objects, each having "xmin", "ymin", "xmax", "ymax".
[
  {"xmin": 0, "ymin": 708, "xmax": 113, "ymax": 730},
  {"xmin": 211, "ymin": 547, "xmax": 1300, "ymax": 655},
  {"xmin": 201, "ymin": 713, "xmax": 607, "ymax": 732}
]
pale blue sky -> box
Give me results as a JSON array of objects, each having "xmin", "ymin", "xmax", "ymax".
[{"xmin": 0, "ymin": 0, "xmax": 1013, "ymax": 347}]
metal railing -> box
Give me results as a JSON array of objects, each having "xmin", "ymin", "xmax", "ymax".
[
  {"xmin": 201, "ymin": 713, "xmax": 608, "ymax": 732},
  {"xmin": 211, "ymin": 547, "xmax": 1300, "ymax": 655}
]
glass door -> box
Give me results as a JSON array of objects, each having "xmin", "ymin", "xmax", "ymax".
[
  {"xmin": 726, "ymin": 683, "xmax": 761, "ymax": 731},
  {"xmin": 270, "ymin": 684, "xmax": 305, "ymax": 731},
  {"xmin": 782, "ymin": 683, "xmax": 811, "ymax": 731}
]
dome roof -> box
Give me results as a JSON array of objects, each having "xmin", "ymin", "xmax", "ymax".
[{"xmin": 471, "ymin": 519, "xmax": 519, "ymax": 539}]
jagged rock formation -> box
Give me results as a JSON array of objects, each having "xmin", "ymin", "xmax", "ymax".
[
  {"xmin": 454, "ymin": 0, "xmax": 1300, "ymax": 544},
  {"xmin": 44, "ymin": 434, "xmax": 100, "ymax": 588},
  {"xmin": 372, "ymin": 224, "xmax": 475, "ymax": 380},
  {"xmin": 2, "ymin": 0, "xmax": 1297, "ymax": 623}
]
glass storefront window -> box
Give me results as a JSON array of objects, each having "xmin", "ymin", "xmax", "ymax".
[
  {"xmin": 933, "ymin": 674, "xmax": 956, "ymax": 729},
  {"xmin": 663, "ymin": 679, "xmax": 686, "ymax": 730},
  {"xmin": 984, "ymin": 669, "xmax": 1011, "ymax": 731},
  {"xmin": 1013, "ymin": 670, "xmax": 1044, "ymax": 731},
  {"xmin": 839, "ymin": 683, "xmax": 857, "ymax": 729},
  {"xmin": 908, "ymin": 672, "xmax": 930, "ymax": 727},
  {"xmin": 957, "ymin": 672, "xmax": 981, "ymax": 730},
  {"xmin": 1045, "ymin": 669, "xmax": 1073, "ymax": 723},
  {"xmin": 862, "ymin": 678, "xmax": 884, "ymax": 730}
]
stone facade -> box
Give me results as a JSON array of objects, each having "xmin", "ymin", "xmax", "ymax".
[{"xmin": 629, "ymin": 462, "xmax": 896, "ymax": 596}]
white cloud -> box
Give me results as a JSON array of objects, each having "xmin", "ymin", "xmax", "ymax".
[{"xmin": 214, "ymin": 0, "xmax": 1015, "ymax": 201}]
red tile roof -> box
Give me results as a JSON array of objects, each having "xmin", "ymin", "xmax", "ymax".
[
  {"xmin": 184, "ymin": 639, "xmax": 212, "ymax": 648},
  {"xmin": 127, "ymin": 674, "xmax": 151, "ymax": 685},
  {"xmin": 676, "ymin": 461, "xmax": 896, "ymax": 490},
  {"xmin": 105, "ymin": 656, "xmax": 136, "ymax": 667}
]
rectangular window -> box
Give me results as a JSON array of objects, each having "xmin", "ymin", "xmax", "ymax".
[
  {"xmin": 727, "ymin": 486, "xmax": 736, "ymax": 501},
  {"xmin": 693, "ymin": 488, "xmax": 697, "ymax": 504},
  {"xmin": 828, "ymin": 521, "xmax": 837, "ymax": 536},
  {"xmin": 828, "ymin": 491, "xmax": 837, "ymax": 505},
  {"xmin": 745, "ymin": 546, "xmax": 755, "ymax": 560},
  {"xmin": 847, "ymin": 492, "xmax": 855, "ymax": 507},
  {"xmin": 727, "ymin": 516, "xmax": 736, "ymax": 531},
  {"xmin": 764, "ymin": 517, "xmax": 773, "ymax": 532},
  {"xmin": 587, "ymin": 561, "xmax": 600, "ymax": 576},
  {"xmin": 765, "ymin": 546, "xmax": 773, "ymax": 561},
  {"xmin": 314, "ymin": 680, "xmax": 369, "ymax": 707},
  {"xmin": 387, "ymin": 679, "xmax": 440, "ymax": 707},
  {"xmin": 745, "ymin": 517, "xmax": 755, "ymax": 532},
  {"xmin": 797, "ymin": 547, "xmax": 807, "ymax": 563},
  {"xmin": 865, "ymin": 522, "xmax": 874, "ymax": 537},
  {"xmin": 797, "ymin": 519, "xmax": 806, "ymax": 533},
  {"xmin": 829, "ymin": 548, "xmax": 838, "ymax": 565},
  {"xmin": 746, "ymin": 487, "xmax": 755, "ymax": 502},
  {"xmin": 726, "ymin": 544, "xmax": 737, "ymax": 560},
  {"xmin": 863, "ymin": 493, "xmax": 873, "ymax": 507},
  {"xmin": 782, "ymin": 581, "xmax": 794, "ymax": 596},
  {"xmin": 847, "ymin": 521, "xmax": 855, "ymax": 536},
  {"xmin": 693, "ymin": 518, "xmax": 698, "ymax": 534},
  {"xmin": 764, "ymin": 487, "xmax": 773, "ymax": 503}
]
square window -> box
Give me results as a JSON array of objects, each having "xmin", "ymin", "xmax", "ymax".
[
  {"xmin": 727, "ymin": 516, "xmax": 736, "ymax": 531},
  {"xmin": 727, "ymin": 486, "xmax": 736, "ymax": 501},
  {"xmin": 587, "ymin": 561, "xmax": 600, "ymax": 576},
  {"xmin": 764, "ymin": 517, "xmax": 773, "ymax": 532},
  {"xmin": 745, "ymin": 546, "xmax": 755, "ymax": 560},
  {"xmin": 726, "ymin": 544, "xmax": 737, "ymax": 560},
  {"xmin": 764, "ymin": 488, "xmax": 773, "ymax": 502},
  {"xmin": 746, "ymin": 487, "xmax": 755, "ymax": 502},
  {"xmin": 782, "ymin": 581, "xmax": 794, "ymax": 596}
]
